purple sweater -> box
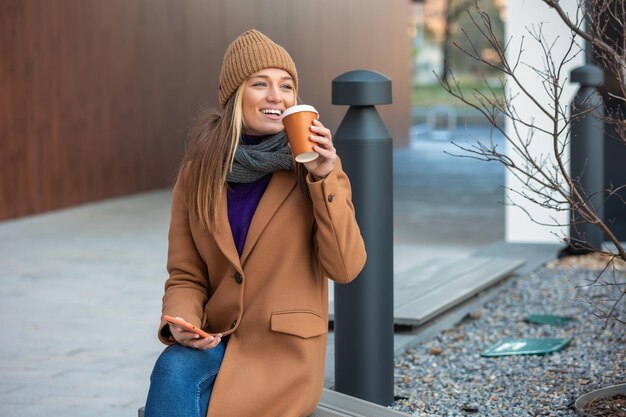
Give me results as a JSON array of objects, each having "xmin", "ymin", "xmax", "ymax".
[{"xmin": 227, "ymin": 135, "xmax": 273, "ymax": 256}]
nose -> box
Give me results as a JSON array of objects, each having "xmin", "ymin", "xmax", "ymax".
[{"xmin": 266, "ymin": 85, "xmax": 282, "ymax": 103}]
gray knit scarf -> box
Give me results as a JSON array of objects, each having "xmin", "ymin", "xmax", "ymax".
[{"xmin": 226, "ymin": 131, "xmax": 294, "ymax": 183}]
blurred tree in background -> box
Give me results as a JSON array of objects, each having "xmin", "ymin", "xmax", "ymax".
[{"xmin": 411, "ymin": 0, "xmax": 505, "ymax": 108}]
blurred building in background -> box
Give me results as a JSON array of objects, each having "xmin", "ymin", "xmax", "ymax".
[{"xmin": 0, "ymin": 0, "xmax": 412, "ymax": 220}]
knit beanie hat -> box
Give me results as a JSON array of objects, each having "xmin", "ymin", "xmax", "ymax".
[{"xmin": 219, "ymin": 29, "xmax": 298, "ymax": 108}]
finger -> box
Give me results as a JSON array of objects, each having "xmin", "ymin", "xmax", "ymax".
[
  {"xmin": 172, "ymin": 328, "xmax": 202, "ymax": 343},
  {"xmin": 169, "ymin": 326, "xmax": 184, "ymax": 337},
  {"xmin": 310, "ymin": 123, "xmax": 330, "ymax": 133},
  {"xmin": 180, "ymin": 333, "xmax": 210, "ymax": 346},
  {"xmin": 190, "ymin": 335, "xmax": 222, "ymax": 350},
  {"xmin": 310, "ymin": 136, "xmax": 336, "ymax": 151},
  {"xmin": 309, "ymin": 135, "xmax": 334, "ymax": 150},
  {"xmin": 310, "ymin": 120, "xmax": 331, "ymax": 133},
  {"xmin": 312, "ymin": 119, "xmax": 326, "ymax": 129},
  {"xmin": 205, "ymin": 336, "xmax": 222, "ymax": 349},
  {"xmin": 310, "ymin": 125, "xmax": 332, "ymax": 140},
  {"xmin": 313, "ymin": 145, "xmax": 337, "ymax": 161},
  {"xmin": 170, "ymin": 326, "xmax": 190, "ymax": 336}
]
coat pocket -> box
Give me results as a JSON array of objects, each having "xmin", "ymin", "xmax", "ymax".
[{"xmin": 270, "ymin": 310, "xmax": 327, "ymax": 339}]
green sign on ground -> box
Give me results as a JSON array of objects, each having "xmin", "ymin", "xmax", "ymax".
[
  {"xmin": 525, "ymin": 314, "xmax": 574, "ymax": 326},
  {"xmin": 481, "ymin": 338, "xmax": 572, "ymax": 357}
]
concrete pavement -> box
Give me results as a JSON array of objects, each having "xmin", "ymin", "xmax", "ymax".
[{"xmin": 1, "ymin": 192, "xmax": 168, "ymax": 416}]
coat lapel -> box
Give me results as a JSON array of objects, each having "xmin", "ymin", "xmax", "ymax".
[
  {"xmin": 240, "ymin": 170, "xmax": 297, "ymax": 265},
  {"xmin": 212, "ymin": 191, "xmax": 243, "ymax": 271}
]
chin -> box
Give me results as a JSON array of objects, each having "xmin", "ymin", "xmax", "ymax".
[
  {"xmin": 258, "ymin": 125, "xmax": 283, "ymax": 135},
  {"xmin": 244, "ymin": 119, "xmax": 285, "ymax": 136}
]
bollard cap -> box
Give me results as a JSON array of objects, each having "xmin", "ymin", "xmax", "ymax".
[
  {"xmin": 571, "ymin": 65, "xmax": 604, "ymax": 87},
  {"xmin": 332, "ymin": 70, "xmax": 392, "ymax": 106}
]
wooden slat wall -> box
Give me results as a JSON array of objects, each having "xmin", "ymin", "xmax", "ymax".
[
  {"xmin": 1, "ymin": 0, "xmax": 411, "ymax": 220},
  {"xmin": 1, "ymin": 1, "xmax": 39, "ymax": 218}
]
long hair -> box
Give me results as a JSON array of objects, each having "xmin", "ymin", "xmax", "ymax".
[{"xmin": 180, "ymin": 82, "xmax": 308, "ymax": 232}]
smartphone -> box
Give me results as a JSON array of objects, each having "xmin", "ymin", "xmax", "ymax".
[{"xmin": 163, "ymin": 315, "xmax": 210, "ymax": 338}]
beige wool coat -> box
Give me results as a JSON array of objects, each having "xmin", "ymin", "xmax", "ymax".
[{"xmin": 157, "ymin": 159, "xmax": 366, "ymax": 417}]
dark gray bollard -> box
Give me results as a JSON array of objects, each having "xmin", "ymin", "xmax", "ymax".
[
  {"xmin": 569, "ymin": 65, "xmax": 605, "ymax": 251},
  {"xmin": 332, "ymin": 70, "xmax": 394, "ymax": 406}
]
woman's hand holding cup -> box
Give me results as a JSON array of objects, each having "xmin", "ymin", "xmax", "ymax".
[
  {"xmin": 281, "ymin": 105, "xmax": 336, "ymax": 181},
  {"xmin": 304, "ymin": 119, "xmax": 336, "ymax": 181}
]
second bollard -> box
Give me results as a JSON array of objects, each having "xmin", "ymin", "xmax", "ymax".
[
  {"xmin": 569, "ymin": 65, "xmax": 605, "ymax": 251},
  {"xmin": 332, "ymin": 70, "xmax": 394, "ymax": 406}
]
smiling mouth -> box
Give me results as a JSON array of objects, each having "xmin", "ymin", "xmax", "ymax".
[{"xmin": 260, "ymin": 109, "xmax": 282, "ymax": 117}]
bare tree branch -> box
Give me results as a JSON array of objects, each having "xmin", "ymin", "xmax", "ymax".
[{"xmin": 439, "ymin": 0, "xmax": 626, "ymax": 327}]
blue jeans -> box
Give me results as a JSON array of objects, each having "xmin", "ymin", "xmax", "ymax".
[{"xmin": 144, "ymin": 343, "xmax": 225, "ymax": 417}]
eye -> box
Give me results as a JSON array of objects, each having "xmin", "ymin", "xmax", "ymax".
[
  {"xmin": 281, "ymin": 84, "xmax": 294, "ymax": 90},
  {"xmin": 252, "ymin": 81, "xmax": 267, "ymax": 87}
]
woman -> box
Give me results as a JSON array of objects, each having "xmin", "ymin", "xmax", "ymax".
[{"xmin": 144, "ymin": 29, "xmax": 366, "ymax": 417}]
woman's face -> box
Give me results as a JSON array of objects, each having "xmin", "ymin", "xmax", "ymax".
[{"xmin": 242, "ymin": 68, "xmax": 296, "ymax": 136}]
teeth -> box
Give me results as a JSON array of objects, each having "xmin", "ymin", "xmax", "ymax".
[{"xmin": 261, "ymin": 109, "xmax": 282, "ymax": 116}]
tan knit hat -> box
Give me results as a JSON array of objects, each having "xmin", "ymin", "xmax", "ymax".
[{"xmin": 218, "ymin": 29, "xmax": 298, "ymax": 108}]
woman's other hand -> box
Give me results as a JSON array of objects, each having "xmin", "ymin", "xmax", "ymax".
[
  {"xmin": 169, "ymin": 323, "xmax": 222, "ymax": 350},
  {"xmin": 304, "ymin": 119, "xmax": 337, "ymax": 181}
]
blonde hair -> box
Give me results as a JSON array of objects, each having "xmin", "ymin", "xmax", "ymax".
[
  {"xmin": 228, "ymin": 83, "xmax": 246, "ymax": 170},
  {"xmin": 181, "ymin": 82, "xmax": 245, "ymax": 231}
]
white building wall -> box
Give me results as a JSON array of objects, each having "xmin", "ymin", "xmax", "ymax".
[{"xmin": 505, "ymin": 0, "xmax": 585, "ymax": 243}]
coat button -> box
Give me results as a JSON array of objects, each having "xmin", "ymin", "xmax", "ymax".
[
  {"xmin": 234, "ymin": 272, "xmax": 243, "ymax": 284},
  {"xmin": 328, "ymin": 194, "xmax": 334, "ymax": 202},
  {"xmin": 230, "ymin": 320, "xmax": 237, "ymax": 329}
]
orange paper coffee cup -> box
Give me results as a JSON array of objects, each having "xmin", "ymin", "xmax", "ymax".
[{"xmin": 281, "ymin": 105, "xmax": 319, "ymax": 163}]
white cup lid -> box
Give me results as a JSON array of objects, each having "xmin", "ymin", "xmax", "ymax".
[{"xmin": 281, "ymin": 104, "xmax": 318, "ymax": 120}]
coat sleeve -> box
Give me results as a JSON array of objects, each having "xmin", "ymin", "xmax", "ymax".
[
  {"xmin": 157, "ymin": 169, "xmax": 210, "ymax": 345},
  {"xmin": 306, "ymin": 158, "xmax": 367, "ymax": 283}
]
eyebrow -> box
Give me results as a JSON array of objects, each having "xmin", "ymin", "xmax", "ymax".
[{"xmin": 249, "ymin": 74, "xmax": 294, "ymax": 81}]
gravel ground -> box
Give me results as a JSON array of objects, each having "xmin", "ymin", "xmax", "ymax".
[{"xmin": 390, "ymin": 254, "xmax": 626, "ymax": 416}]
